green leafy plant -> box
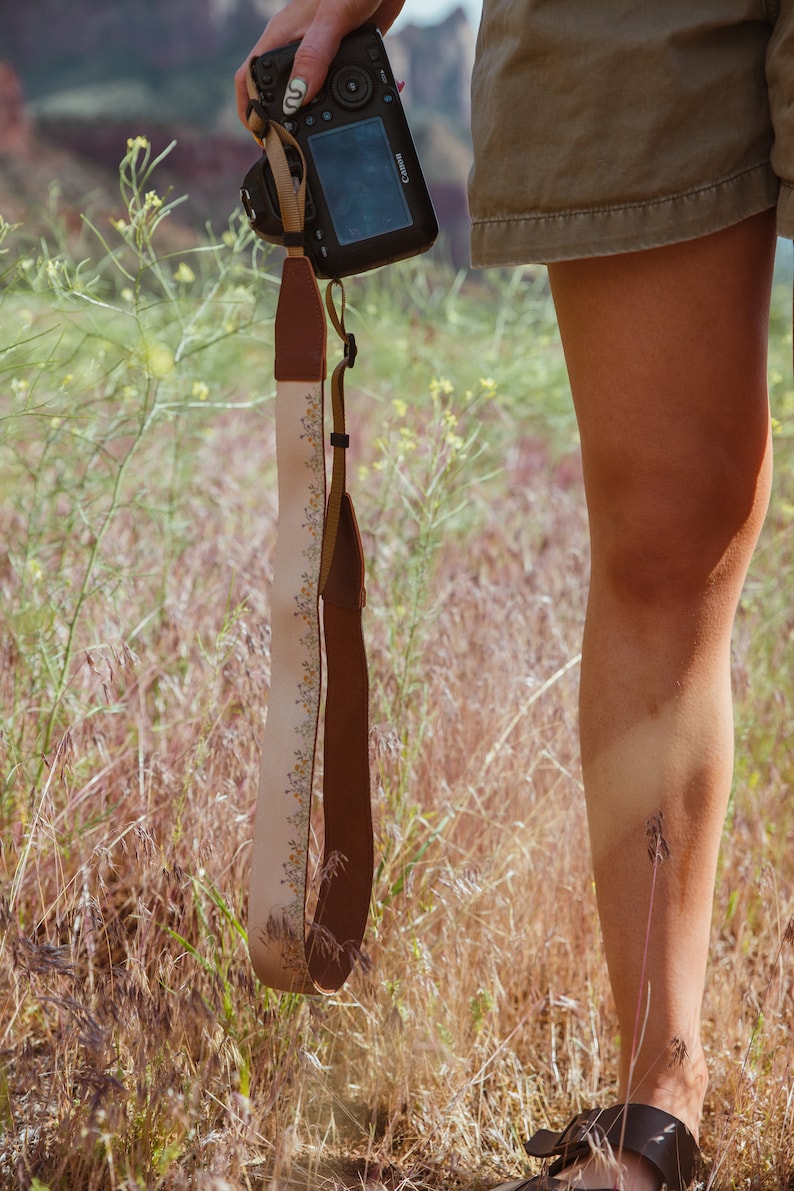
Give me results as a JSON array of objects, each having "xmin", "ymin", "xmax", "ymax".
[{"xmin": 1, "ymin": 139, "xmax": 793, "ymax": 1191}]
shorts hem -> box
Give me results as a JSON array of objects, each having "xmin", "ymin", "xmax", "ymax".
[
  {"xmin": 778, "ymin": 180, "xmax": 794, "ymax": 240},
  {"xmin": 470, "ymin": 163, "xmax": 780, "ymax": 267}
]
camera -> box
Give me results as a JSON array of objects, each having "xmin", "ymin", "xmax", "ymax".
[{"xmin": 241, "ymin": 24, "xmax": 439, "ymax": 279}]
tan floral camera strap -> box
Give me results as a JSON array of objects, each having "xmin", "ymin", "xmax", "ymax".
[{"xmin": 246, "ymin": 116, "xmax": 372, "ymax": 994}]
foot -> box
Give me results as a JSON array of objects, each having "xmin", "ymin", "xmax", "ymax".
[
  {"xmin": 490, "ymin": 1157, "xmax": 657, "ymax": 1191},
  {"xmin": 492, "ymin": 1103, "xmax": 700, "ymax": 1191},
  {"xmin": 534, "ymin": 1148, "xmax": 660, "ymax": 1191}
]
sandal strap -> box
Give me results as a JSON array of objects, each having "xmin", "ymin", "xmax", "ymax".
[{"xmin": 523, "ymin": 1104, "xmax": 699, "ymax": 1191}]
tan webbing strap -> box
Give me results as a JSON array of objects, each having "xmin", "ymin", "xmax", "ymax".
[
  {"xmin": 265, "ymin": 123, "xmax": 307, "ymax": 254},
  {"xmin": 245, "ymin": 66, "xmax": 268, "ymax": 140},
  {"xmin": 246, "ymin": 82, "xmax": 372, "ymax": 994},
  {"xmin": 319, "ymin": 280, "xmax": 354, "ymax": 593},
  {"xmin": 314, "ymin": 279, "xmax": 370, "ymax": 992}
]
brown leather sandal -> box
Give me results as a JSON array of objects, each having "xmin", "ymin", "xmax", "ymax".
[{"xmin": 491, "ymin": 1103, "xmax": 700, "ymax": 1191}]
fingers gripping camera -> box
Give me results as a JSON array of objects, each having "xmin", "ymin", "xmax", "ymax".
[{"xmin": 241, "ymin": 24, "xmax": 439, "ymax": 279}]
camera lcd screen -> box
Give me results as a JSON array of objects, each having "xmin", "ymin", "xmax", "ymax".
[{"xmin": 309, "ymin": 117, "xmax": 412, "ymax": 245}]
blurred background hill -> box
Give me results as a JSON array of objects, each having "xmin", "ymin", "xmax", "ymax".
[{"xmin": 0, "ymin": 0, "xmax": 476, "ymax": 265}]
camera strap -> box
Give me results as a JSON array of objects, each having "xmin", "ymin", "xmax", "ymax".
[{"xmin": 245, "ymin": 115, "xmax": 372, "ymax": 994}]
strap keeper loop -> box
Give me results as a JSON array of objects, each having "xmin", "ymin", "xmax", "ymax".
[
  {"xmin": 330, "ymin": 431, "xmax": 350, "ymax": 449},
  {"xmin": 282, "ymin": 230, "xmax": 305, "ymax": 248},
  {"xmin": 344, "ymin": 331, "xmax": 357, "ymax": 369}
]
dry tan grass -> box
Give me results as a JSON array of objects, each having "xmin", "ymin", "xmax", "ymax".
[{"xmin": 2, "ymin": 207, "xmax": 794, "ymax": 1189}]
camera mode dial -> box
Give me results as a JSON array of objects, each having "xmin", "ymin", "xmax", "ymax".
[{"xmin": 329, "ymin": 63, "xmax": 374, "ymax": 110}]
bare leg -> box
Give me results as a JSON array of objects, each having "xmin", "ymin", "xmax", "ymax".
[{"xmin": 545, "ymin": 211, "xmax": 776, "ymax": 1185}]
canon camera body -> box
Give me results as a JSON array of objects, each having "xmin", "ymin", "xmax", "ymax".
[{"xmin": 241, "ymin": 24, "xmax": 439, "ymax": 278}]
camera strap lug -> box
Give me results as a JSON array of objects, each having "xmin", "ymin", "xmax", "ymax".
[{"xmin": 246, "ymin": 84, "xmax": 372, "ymax": 996}]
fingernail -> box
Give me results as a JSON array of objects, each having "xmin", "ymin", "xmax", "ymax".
[{"xmin": 283, "ymin": 77, "xmax": 308, "ymax": 115}]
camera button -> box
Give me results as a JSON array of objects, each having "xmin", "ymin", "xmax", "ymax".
[
  {"xmin": 330, "ymin": 63, "xmax": 374, "ymax": 109},
  {"xmin": 283, "ymin": 119, "xmax": 298, "ymax": 134},
  {"xmin": 382, "ymin": 93, "xmax": 394, "ymax": 104},
  {"xmin": 321, "ymin": 110, "xmax": 333, "ymax": 122},
  {"xmin": 260, "ymin": 72, "xmax": 275, "ymax": 87},
  {"xmin": 313, "ymin": 229, "xmax": 325, "ymax": 241},
  {"xmin": 304, "ymin": 115, "xmax": 316, "ymax": 127}
]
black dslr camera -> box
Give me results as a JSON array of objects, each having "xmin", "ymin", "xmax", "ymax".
[{"xmin": 241, "ymin": 24, "xmax": 439, "ymax": 279}]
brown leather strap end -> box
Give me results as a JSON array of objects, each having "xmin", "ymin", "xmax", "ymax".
[
  {"xmin": 308, "ymin": 594, "xmax": 371, "ymax": 991},
  {"xmin": 307, "ymin": 493, "xmax": 371, "ymax": 991},
  {"xmin": 275, "ymin": 256, "xmax": 327, "ymax": 382},
  {"xmin": 322, "ymin": 492, "xmax": 366, "ymax": 611},
  {"xmin": 309, "ymin": 586, "xmax": 370, "ymax": 986}
]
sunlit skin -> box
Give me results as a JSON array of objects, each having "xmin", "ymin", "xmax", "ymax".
[
  {"xmin": 235, "ymin": 3, "xmax": 779, "ymax": 1188},
  {"xmin": 546, "ymin": 208, "xmax": 776, "ymax": 1188}
]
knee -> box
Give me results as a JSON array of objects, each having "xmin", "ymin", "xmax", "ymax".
[{"xmin": 591, "ymin": 449, "xmax": 771, "ymax": 608}]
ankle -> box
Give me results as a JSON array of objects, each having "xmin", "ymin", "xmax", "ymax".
[{"xmin": 618, "ymin": 1045, "xmax": 708, "ymax": 1141}]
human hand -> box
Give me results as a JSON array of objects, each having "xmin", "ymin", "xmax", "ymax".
[{"xmin": 234, "ymin": 0, "xmax": 407, "ymax": 131}]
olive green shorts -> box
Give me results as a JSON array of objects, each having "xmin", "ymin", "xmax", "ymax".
[{"xmin": 468, "ymin": 0, "xmax": 794, "ymax": 266}]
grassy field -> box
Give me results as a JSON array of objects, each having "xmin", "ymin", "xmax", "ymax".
[{"xmin": 1, "ymin": 140, "xmax": 794, "ymax": 1190}]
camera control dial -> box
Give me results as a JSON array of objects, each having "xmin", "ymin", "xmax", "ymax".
[{"xmin": 329, "ymin": 63, "xmax": 374, "ymax": 110}]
